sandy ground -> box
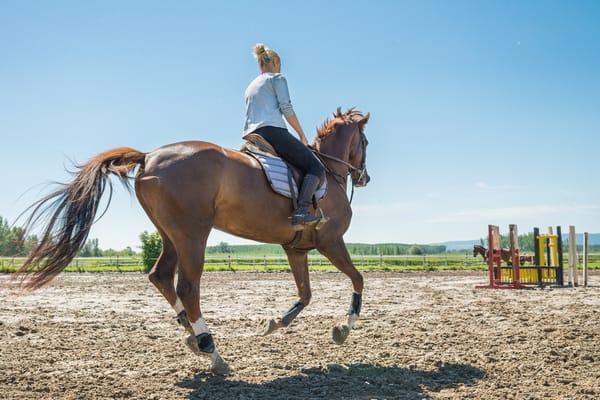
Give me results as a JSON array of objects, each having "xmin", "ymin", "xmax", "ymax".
[{"xmin": 0, "ymin": 271, "xmax": 599, "ymax": 400}]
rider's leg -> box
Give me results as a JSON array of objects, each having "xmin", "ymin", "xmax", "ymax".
[{"xmin": 253, "ymin": 126, "xmax": 325, "ymax": 229}]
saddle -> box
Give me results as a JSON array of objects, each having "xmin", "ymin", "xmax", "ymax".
[{"xmin": 241, "ymin": 134, "xmax": 328, "ymax": 224}]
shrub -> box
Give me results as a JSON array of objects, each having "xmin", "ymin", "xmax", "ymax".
[
  {"xmin": 140, "ymin": 231, "xmax": 162, "ymax": 272},
  {"xmin": 408, "ymin": 245, "xmax": 423, "ymax": 255}
]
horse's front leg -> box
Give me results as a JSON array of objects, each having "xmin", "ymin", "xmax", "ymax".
[
  {"xmin": 259, "ymin": 248, "xmax": 311, "ymax": 335},
  {"xmin": 318, "ymin": 239, "xmax": 363, "ymax": 344}
]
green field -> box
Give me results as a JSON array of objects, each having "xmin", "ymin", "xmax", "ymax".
[{"xmin": 1, "ymin": 253, "xmax": 599, "ymax": 273}]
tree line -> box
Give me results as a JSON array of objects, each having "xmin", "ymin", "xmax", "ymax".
[
  {"xmin": 0, "ymin": 215, "xmax": 136, "ymax": 257},
  {"xmin": 0, "ymin": 216, "xmax": 38, "ymax": 257}
]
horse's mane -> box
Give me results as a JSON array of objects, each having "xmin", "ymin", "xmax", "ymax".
[{"xmin": 316, "ymin": 107, "xmax": 365, "ymax": 141}]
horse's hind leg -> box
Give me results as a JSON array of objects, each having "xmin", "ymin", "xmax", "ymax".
[
  {"xmin": 260, "ymin": 247, "xmax": 311, "ymax": 335},
  {"xmin": 317, "ymin": 238, "xmax": 364, "ymax": 345},
  {"xmin": 173, "ymin": 228, "xmax": 230, "ymax": 375},
  {"xmin": 147, "ymin": 231, "xmax": 193, "ymax": 334}
]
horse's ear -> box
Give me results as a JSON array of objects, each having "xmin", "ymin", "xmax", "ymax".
[{"xmin": 358, "ymin": 112, "xmax": 370, "ymax": 129}]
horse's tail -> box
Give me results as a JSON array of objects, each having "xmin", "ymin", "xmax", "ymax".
[{"xmin": 16, "ymin": 147, "xmax": 146, "ymax": 290}]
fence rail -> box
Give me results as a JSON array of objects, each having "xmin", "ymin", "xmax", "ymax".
[{"xmin": 1, "ymin": 253, "xmax": 599, "ymax": 272}]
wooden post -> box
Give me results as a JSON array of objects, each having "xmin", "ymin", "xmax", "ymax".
[
  {"xmin": 533, "ymin": 227, "xmax": 542, "ymax": 287},
  {"xmin": 556, "ymin": 226, "xmax": 564, "ymax": 286},
  {"xmin": 228, "ymin": 255, "xmax": 232, "ymax": 269},
  {"xmin": 583, "ymin": 232, "xmax": 589, "ymax": 287},
  {"xmin": 568, "ymin": 226, "xmax": 578, "ymax": 286},
  {"xmin": 509, "ymin": 224, "xmax": 521, "ymax": 286}
]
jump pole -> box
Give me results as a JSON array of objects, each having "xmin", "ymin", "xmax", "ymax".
[
  {"xmin": 488, "ymin": 224, "xmax": 501, "ymax": 287},
  {"xmin": 583, "ymin": 232, "xmax": 589, "ymax": 287},
  {"xmin": 568, "ymin": 226, "xmax": 578, "ymax": 287},
  {"xmin": 557, "ymin": 226, "xmax": 564, "ymax": 286},
  {"xmin": 533, "ymin": 227, "xmax": 543, "ymax": 288},
  {"xmin": 509, "ymin": 224, "xmax": 522, "ymax": 286}
]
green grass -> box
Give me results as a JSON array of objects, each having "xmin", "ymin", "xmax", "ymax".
[{"xmin": 1, "ymin": 254, "xmax": 598, "ymax": 274}]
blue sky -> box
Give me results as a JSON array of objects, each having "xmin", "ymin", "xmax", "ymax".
[{"xmin": 1, "ymin": 1, "xmax": 599, "ymax": 249}]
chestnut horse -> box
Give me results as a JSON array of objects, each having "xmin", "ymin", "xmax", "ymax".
[
  {"xmin": 17, "ymin": 108, "xmax": 370, "ymax": 374},
  {"xmin": 473, "ymin": 245, "xmax": 533, "ymax": 265}
]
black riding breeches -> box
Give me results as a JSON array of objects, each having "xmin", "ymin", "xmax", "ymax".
[{"xmin": 252, "ymin": 126, "xmax": 324, "ymax": 179}]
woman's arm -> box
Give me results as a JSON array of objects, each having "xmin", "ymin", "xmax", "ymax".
[
  {"xmin": 284, "ymin": 114, "xmax": 308, "ymax": 145},
  {"xmin": 272, "ymin": 75, "xmax": 308, "ymax": 145}
]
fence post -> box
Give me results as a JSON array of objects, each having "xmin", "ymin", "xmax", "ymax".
[
  {"xmin": 228, "ymin": 255, "xmax": 232, "ymax": 269},
  {"xmin": 583, "ymin": 232, "xmax": 589, "ymax": 287},
  {"xmin": 568, "ymin": 226, "xmax": 578, "ymax": 286}
]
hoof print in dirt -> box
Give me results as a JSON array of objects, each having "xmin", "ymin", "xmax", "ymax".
[
  {"xmin": 210, "ymin": 359, "xmax": 232, "ymax": 376},
  {"xmin": 332, "ymin": 324, "xmax": 351, "ymax": 345},
  {"xmin": 258, "ymin": 318, "xmax": 280, "ymax": 336}
]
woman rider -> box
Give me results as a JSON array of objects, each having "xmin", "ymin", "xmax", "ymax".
[{"xmin": 243, "ymin": 43, "xmax": 325, "ymax": 231}]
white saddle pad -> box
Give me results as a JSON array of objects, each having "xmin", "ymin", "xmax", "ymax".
[{"xmin": 247, "ymin": 151, "xmax": 327, "ymax": 201}]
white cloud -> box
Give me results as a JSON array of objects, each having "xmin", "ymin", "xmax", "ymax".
[
  {"xmin": 426, "ymin": 191, "xmax": 441, "ymax": 199},
  {"xmin": 474, "ymin": 181, "xmax": 519, "ymax": 190}
]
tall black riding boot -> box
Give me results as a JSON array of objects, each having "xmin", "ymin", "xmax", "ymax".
[{"xmin": 291, "ymin": 174, "xmax": 321, "ymax": 231}]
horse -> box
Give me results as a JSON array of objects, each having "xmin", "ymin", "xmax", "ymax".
[
  {"xmin": 473, "ymin": 245, "xmax": 488, "ymax": 262},
  {"xmin": 473, "ymin": 245, "xmax": 533, "ymax": 266},
  {"xmin": 16, "ymin": 108, "xmax": 370, "ymax": 375}
]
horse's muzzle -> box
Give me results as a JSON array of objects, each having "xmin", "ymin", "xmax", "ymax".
[{"xmin": 354, "ymin": 170, "xmax": 370, "ymax": 187}]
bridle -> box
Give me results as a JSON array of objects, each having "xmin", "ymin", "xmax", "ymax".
[{"xmin": 310, "ymin": 129, "xmax": 368, "ymax": 204}]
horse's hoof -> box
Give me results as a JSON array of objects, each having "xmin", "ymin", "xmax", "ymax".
[
  {"xmin": 210, "ymin": 359, "xmax": 231, "ymax": 376},
  {"xmin": 185, "ymin": 334, "xmax": 201, "ymax": 355},
  {"xmin": 332, "ymin": 324, "xmax": 350, "ymax": 345},
  {"xmin": 258, "ymin": 318, "xmax": 280, "ymax": 336}
]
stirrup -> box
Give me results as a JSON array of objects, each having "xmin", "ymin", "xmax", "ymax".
[
  {"xmin": 314, "ymin": 208, "xmax": 329, "ymax": 231},
  {"xmin": 291, "ymin": 216, "xmax": 319, "ymax": 231},
  {"xmin": 290, "ymin": 208, "xmax": 328, "ymax": 231}
]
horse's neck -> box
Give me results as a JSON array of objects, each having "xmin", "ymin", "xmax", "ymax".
[{"xmin": 316, "ymin": 129, "xmax": 352, "ymax": 180}]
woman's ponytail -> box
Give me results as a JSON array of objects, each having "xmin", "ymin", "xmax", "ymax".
[{"xmin": 253, "ymin": 43, "xmax": 279, "ymax": 69}]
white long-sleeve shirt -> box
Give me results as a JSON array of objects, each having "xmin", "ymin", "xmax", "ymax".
[{"xmin": 243, "ymin": 72, "xmax": 295, "ymax": 136}]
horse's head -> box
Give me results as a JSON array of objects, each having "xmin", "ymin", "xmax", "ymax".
[
  {"xmin": 314, "ymin": 108, "xmax": 371, "ymax": 188},
  {"xmin": 348, "ymin": 113, "xmax": 370, "ymax": 187}
]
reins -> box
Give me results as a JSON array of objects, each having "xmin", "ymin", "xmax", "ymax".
[{"xmin": 309, "ymin": 147, "xmax": 360, "ymax": 204}]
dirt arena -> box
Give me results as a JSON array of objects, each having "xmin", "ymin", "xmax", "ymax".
[{"xmin": 0, "ymin": 271, "xmax": 598, "ymax": 399}]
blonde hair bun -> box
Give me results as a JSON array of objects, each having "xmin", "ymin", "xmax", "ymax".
[
  {"xmin": 253, "ymin": 43, "xmax": 279, "ymax": 68},
  {"xmin": 253, "ymin": 43, "xmax": 267, "ymax": 57}
]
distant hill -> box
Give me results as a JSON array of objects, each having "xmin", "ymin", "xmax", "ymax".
[
  {"xmin": 206, "ymin": 242, "xmax": 447, "ymax": 256},
  {"xmin": 204, "ymin": 233, "xmax": 600, "ymax": 256},
  {"xmin": 431, "ymin": 240, "xmax": 481, "ymax": 251},
  {"xmin": 571, "ymin": 233, "xmax": 600, "ymax": 246},
  {"xmin": 431, "ymin": 233, "xmax": 600, "ymax": 251}
]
